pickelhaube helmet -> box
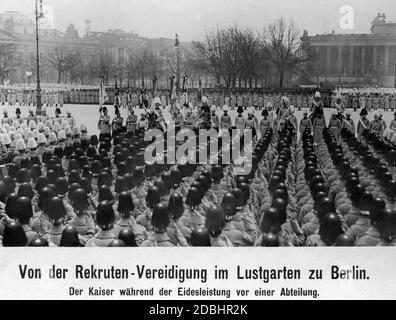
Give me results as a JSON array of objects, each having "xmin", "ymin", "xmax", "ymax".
[
  {"xmin": 68, "ymin": 170, "xmax": 80, "ymax": 186},
  {"xmin": 54, "ymin": 164, "xmax": 65, "ymax": 178},
  {"xmin": 186, "ymin": 187, "xmax": 202, "ymax": 207},
  {"xmin": 79, "ymin": 177, "xmax": 92, "ymax": 195},
  {"xmin": 101, "ymin": 157, "xmax": 112, "ymax": 169},
  {"xmin": 60, "ymin": 226, "xmax": 81, "ymax": 247},
  {"xmin": 17, "ymin": 182, "xmax": 34, "ymax": 199},
  {"xmin": 319, "ymin": 213, "xmax": 343, "ymax": 246},
  {"xmin": 86, "ymin": 145, "xmax": 97, "ymax": 159},
  {"xmin": 310, "ymin": 175, "xmax": 324, "ymax": 188},
  {"xmin": 311, "ymin": 182, "xmax": 328, "ymax": 195},
  {"xmin": 78, "ymin": 155, "xmax": 88, "ymax": 169},
  {"xmin": 47, "ymin": 196, "xmax": 66, "ymax": 223},
  {"xmin": 133, "ymin": 166, "xmax": 145, "ymax": 186},
  {"xmin": 380, "ymin": 172, "xmax": 393, "ymax": 188},
  {"xmin": 55, "ymin": 177, "xmax": 68, "ymax": 196},
  {"xmin": 126, "ymin": 156, "xmax": 135, "ymax": 172},
  {"xmin": 30, "ymin": 155, "xmax": 41, "ymax": 166},
  {"xmin": 231, "ymin": 188, "xmax": 244, "ymax": 208},
  {"xmin": 8, "ymin": 163, "xmax": 19, "ymax": 180},
  {"xmin": 115, "ymin": 176, "xmax": 128, "ymax": 194},
  {"xmin": 29, "ymin": 238, "xmax": 49, "ymax": 247},
  {"xmin": 123, "ymin": 173, "xmax": 134, "ymax": 190},
  {"xmin": 118, "ymin": 229, "xmax": 138, "ymax": 247},
  {"xmin": 96, "ymin": 201, "xmax": 115, "ymax": 228},
  {"xmin": 97, "ymin": 171, "xmax": 111, "ymax": 187},
  {"xmin": 272, "ymin": 189, "xmax": 288, "ymax": 202},
  {"xmin": 205, "ymin": 205, "xmax": 225, "ymax": 237},
  {"xmin": 238, "ymin": 182, "xmax": 250, "ymax": 205},
  {"xmin": 37, "ymin": 187, "xmax": 54, "ymax": 212},
  {"xmin": 370, "ymin": 198, "xmax": 386, "ymax": 223},
  {"xmin": 0, "ymin": 181, "xmax": 6, "ymax": 203},
  {"xmin": 63, "ymin": 145, "xmax": 73, "ymax": 158},
  {"xmin": 151, "ymin": 202, "xmax": 170, "ymax": 232},
  {"xmin": 271, "ymin": 198, "xmax": 287, "ymax": 224},
  {"xmin": 170, "ymin": 168, "xmax": 182, "ymax": 187},
  {"xmin": 34, "ymin": 175, "xmax": 48, "ymax": 193},
  {"xmin": 15, "ymin": 196, "xmax": 33, "ymax": 225},
  {"xmin": 42, "ymin": 150, "xmax": 53, "ymax": 165},
  {"xmin": 221, "ymin": 193, "xmax": 237, "ymax": 218},
  {"xmin": 146, "ymin": 186, "xmax": 161, "ymax": 208},
  {"xmin": 211, "ymin": 164, "xmax": 223, "ymax": 181},
  {"xmin": 168, "ymin": 192, "xmax": 184, "ymax": 220},
  {"xmin": 117, "ymin": 191, "xmax": 134, "ymax": 216},
  {"xmin": 154, "ymin": 179, "xmax": 167, "ymax": 197},
  {"xmin": 260, "ymin": 233, "xmax": 280, "ymax": 247},
  {"xmin": 161, "ymin": 172, "xmax": 172, "ymax": 191},
  {"xmin": 190, "ymin": 227, "xmax": 211, "ymax": 247},
  {"xmin": 2, "ymin": 221, "xmax": 27, "ymax": 247},
  {"xmin": 350, "ymin": 184, "xmax": 364, "ymax": 205},
  {"xmin": 385, "ymin": 180, "xmax": 396, "ymax": 200},
  {"xmin": 53, "ymin": 146, "xmax": 63, "ymax": 159},
  {"xmin": 197, "ymin": 175, "xmax": 210, "ymax": 193},
  {"xmin": 144, "ymin": 163, "xmax": 156, "ymax": 178},
  {"xmin": 358, "ymin": 191, "xmax": 373, "ymax": 212},
  {"xmin": 346, "ymin": 175, "xmax": 359, "ymax": 192},
  {"xmin": 20, "ymin": 156, "xmax": 30, "ymax": 169},
  {"xmin": 16, "ymin": 168, "xmax": 30, "ymax": 184},
  {"xmin": 98, "ymin": 185, "xmax": 114, "ymax": 202},
  {"xmin": 316, "ymin": 197, "xmax": 335, "ymax": 220},
  {"xmin": 335, "ymin": 234, "xmax": 355, "ymax": 246}
]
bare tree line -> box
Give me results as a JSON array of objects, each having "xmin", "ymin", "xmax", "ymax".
[
  {"xmin": 0, "ymin": 17, "xmax": 315, "ymax": 88},
  {"xmin": 193, "ymin": 18, "xmax": 315, "ymax": 88}
]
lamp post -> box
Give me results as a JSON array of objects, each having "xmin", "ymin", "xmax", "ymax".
[
  {"xmin": 394, "ymin": 64, "xmax": 396, "ymax": 88},
  {"xmin": 35, "ymin": 0, "xmax": 44, "ymax": 116},
  {"xmin": 175, "ymin": 33, "xmax": 180, "ymax": 90}
]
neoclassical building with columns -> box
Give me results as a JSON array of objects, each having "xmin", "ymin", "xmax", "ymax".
[{"xmin": 302, "ymin": 19, "xmax": 396, "ymax": 87}]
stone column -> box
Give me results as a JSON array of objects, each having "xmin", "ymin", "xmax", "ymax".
[
  {"xmin": 349, "ymin": 46, "xmax": 354, "ymax": 75},
  {"xmin": 326, "ymin": 46, "xmax": 331, "ymax": 76},
  {"xmin": 338, "ymin": 46, "xmax": 343, "ymax": 75},
  {"xmin": 373, "ymin": 46, "xmax": 377, "ymax": 74},
  {"xmin": 361, "ymin": 46, "xmax": 366, "ymax": 75},
  {"xmin": 384, "ymin": 46, "xmax": 390, "ymax": 75}
]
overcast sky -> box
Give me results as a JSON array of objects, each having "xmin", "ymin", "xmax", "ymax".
[{"xmin": 1, "ymin": 0, "xmax": 395, "ymax": 41}]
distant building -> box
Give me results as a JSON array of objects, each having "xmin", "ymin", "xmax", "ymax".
[
  {"xmin": 0, "ymin": 11, "xmax": 196, "ymax": 86},
  {"xmin": 302, "ymin": 16, "xmax": 396, "ymax": 88}
]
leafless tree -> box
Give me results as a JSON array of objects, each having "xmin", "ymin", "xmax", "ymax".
[
  {"xmin": 47, "ymin": 46, "xmax": 78, "ymax": 83},
  {"xmin": 0, "ymin": 44, "xmax": 17, "ymax": 84},
  {"xmin": 193, "ymin": 28, "xmax": 224, "ymax": 85},
  {"xmin": 94, "ymin": 52, "xmax": 115, "ymax": 85},
  {"xmin": 260, "ymin": 17, "xmax": 308, "ymax": 88},
  {"xmin": 69, "ymin": 50, "xmax": 88, "ymax": 84}
]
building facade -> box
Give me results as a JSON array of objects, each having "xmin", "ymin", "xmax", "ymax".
[
  {"xmin": 0, "ymin": 11, "xmax": 195, "ymax": 87},
  {"xmin": 302, "ymin": 18, "xmax": 396, "ymax": 88}
]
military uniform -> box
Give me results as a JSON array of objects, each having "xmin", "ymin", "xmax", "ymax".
[
  {"xmin": 85, "ymin": 229, "xmax": 116, "ymax": 247},
  {"xmin": 179, "ymin": 208, "xmax": 205, "ymax": 239},
  {"xmin": 167, "ymin": 219, "xmax": 189, "ymax": 246},
  {"xmin": 42, "ymin": 224, "xmax": 64, "ymax": 247},
  {"xmin": 141, "ymin": 232, "xmax": 175, "ymax": 247},
  {"xmin": 113, "ymin": 216, "xmax": 147, "ymax": 246}
]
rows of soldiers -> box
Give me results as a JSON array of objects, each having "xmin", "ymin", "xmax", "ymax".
[
  {"xmin": 331, "ymin": 90, "xmax": 396, "ymax": 111},
  {"xmin": 0, "ymin": 89, "xmax": 64, "ymax": 108},
  {"xmin": 0, "ymin": 86, "xmax": 334, "ymax": 109},
  {"xmin": 4, "ymin": 84, "xmax": 396, "ymax": 113},
  {"xmin": 94, "ymin": 91, "xmax": 396, "ymax": 152},
  {"xmin": 1, "ymin": 94, "xmax": 396, "ymax": 246}
]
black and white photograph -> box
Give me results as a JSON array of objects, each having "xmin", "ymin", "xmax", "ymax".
[{"xmin": 0, "ymin": 0, "xmax": 395, "ymax": 302}]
